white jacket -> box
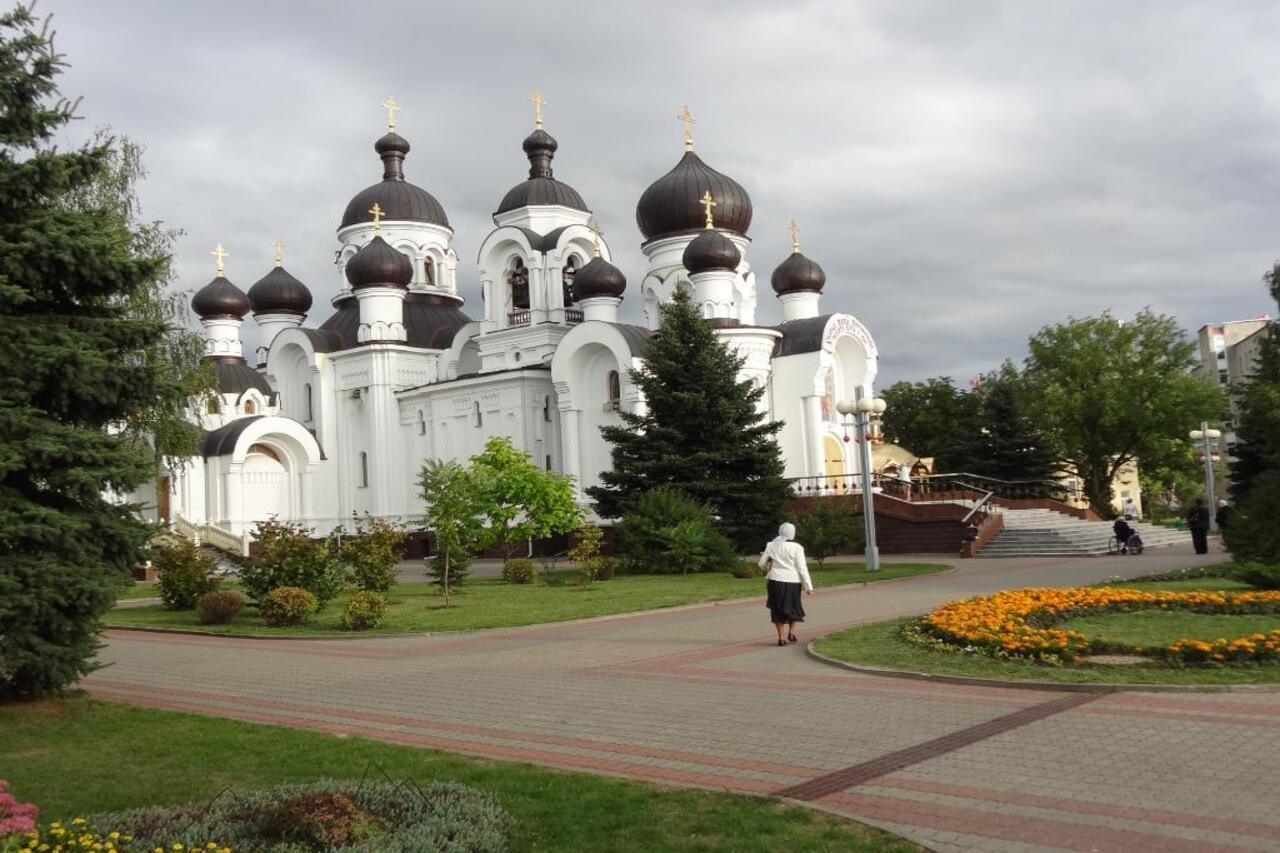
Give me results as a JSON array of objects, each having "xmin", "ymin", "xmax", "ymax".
[{"xmin": 759, "ymin": 540, "xmax": 813, "ymax": 591}]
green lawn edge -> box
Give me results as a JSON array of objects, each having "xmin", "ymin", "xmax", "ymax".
[
  {"xmin": 106, "ymin": 562, "xmax": 949, "ymax": 637},
  {"xmin": 0, "ymin": 699, "xmax": 919, "ymax": 853}
]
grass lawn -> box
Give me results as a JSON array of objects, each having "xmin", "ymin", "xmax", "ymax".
[
  {"xmin": 813, "ymin": 576, "xmax": 1280, "ymax": 686},
  {"xmin": 0, "ymin": 699, "xmax": 917, "ymax": 853},
  {"xmin": 106, "ymin": 561, "xmax": 947, "ymax": 636}
]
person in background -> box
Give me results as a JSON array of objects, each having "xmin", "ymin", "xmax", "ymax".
[
  {"xmin": 1113, "ymin": 516, "xmax": 1136, "ymax": 554},
  {"xmin": 1186, "ymin": 497, "xmax": 1211, "ymax": 555},
  {"xmin": 758, "ymin": 522, "xmax": 814, "ymax": 647},
  {"xmin": 1215, "ymin": 499, "xmax": 1233, "ymax": 533}
]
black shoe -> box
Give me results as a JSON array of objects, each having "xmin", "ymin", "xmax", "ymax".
[
  {"xmin": 777, "ymin": 638, "xmax": 787, "ymax": 647},
  {"xmin": 787, "ymin": 634, "xmax": 798, "ymax": 643}
]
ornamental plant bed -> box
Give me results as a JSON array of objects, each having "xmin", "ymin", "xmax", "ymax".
[{"xmin": 919, "ymin": 586, "xmax": 1280, "ymax": 667}]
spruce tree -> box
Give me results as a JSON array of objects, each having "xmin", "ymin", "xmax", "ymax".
[
  {"xmin": 588, "ymin": 289, "xmax": 790, "ymax": 550},
  {"xmin": 952, "ymin": 365, "xmax": 1057, "ymax": 482},
  {"xmin": 1229, "ymin": 262, "xmax": 1280, "ymax": 503},
  {"xmin": 0, "ymin": 5, "xmax": 203, "ymax": 698}
]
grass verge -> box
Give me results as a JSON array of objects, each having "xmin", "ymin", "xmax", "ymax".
[
  {"xmin": 813, "ymin": 578, "xmax": 1280, "ymax": 686},
  {"xmin": 107, "ymin": 562, "xmax": 947, "ymax": 636},
  {"xmin": 0, "ymin": 699, "xmax": 917, "ymax": 853}
]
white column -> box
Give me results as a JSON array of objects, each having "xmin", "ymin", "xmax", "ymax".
[
  {"xmin": 201, "ymin": 317, "xmax": 244, "ymax": 359},
  {"xmin": 579, "ymin": 296, "xmax": 620, "ymax": 323},
  {"xmin": 559, "ymin": 407, "xmax": 583, "ymax": 500},
  {"xmin": 780, "ymin": 291, "xmax": 821, "ymax": 322},
  {"xmin": 356, "ymin": 288, "xmax": 407, "ymax": 343},
  {"xmin": 803, "ymin": 395, "xmax": 824, "ymax": 478},
  {"xmin": 224, "ymin": 464, "xmax": 244, "ymax": 533}
]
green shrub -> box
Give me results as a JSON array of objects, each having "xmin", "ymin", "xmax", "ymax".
[
  {"xmin": 238, "ymin": 519, "xmax": 346, "ymax": 604},
  {"xmin": 195, "ymin": 590, "xmax": 244, "ymax": 625},
  {"xmin": 791, "ymin": 501, "xmax": 864, "ymax": 569},
  {"xmin": 1234, "ymin": 562, "xmax": 1280, "ymax": 590},
  {"xmin": 569, "ymin": 524, "xmax": 606, "ymax": 584},
  {"xmin": 596, "ymin": 556, "xmax": 617, "ymax": 581},
  {"xmin": 731, "ymin": 561, "xmax": 761, "ymax": 578},
  {"xmin": 341, "ymin": 514, "xmax": 408, "ymax": 592},
  {"xmin": 85, "ymin": 779, "xmax": 513, "ymax": 852},
  {"xmin": 616, "ymin": 488, "xmax": 737, "ymax": 574},
  {"xmin": 1224, "ymin": 472, "xmax": 1280, "ymax": 564},
  {"xmin": 151, "ymin": 537, "xmax": 219, "ymax": 609},
  {"xmin": 259, "ymin": 586, "xmax": 318, "ymax": 627},
  {"xmin": 341, "ymin": 591, "xmax": 389, "ymax": 631},
  {"xmin": 502, "ymin": 557, "xmax": 536, "ymax": 584}
]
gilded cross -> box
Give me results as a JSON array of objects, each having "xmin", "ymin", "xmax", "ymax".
[
  {"xmin": 699, "ymin": 190, "xmax": 716, "ymax": 229},
  {"xmin": 677, "ymin": 105, "xmax": 696, "ymax": 151},
  {"xmin": 528, "ymin": 88, "xmax": 547, "ymax": 130},
  {"xmin": 368, "ymin": 202, "xmax": 385, "ymax": 232},
  {"xmin": 272, "ymin": 239, "xmax": 285, "ymax": 267},
  {"xmin": 381, "ymin": 96, "xmax": 401, "ymax": 131},
  {"xmin": 589, "ymin": 221, "xmax": 604, "ymax": 257},
  {"xmin": 789, "ymin": 218, "xmax": 800, "ymax": 254},
  {"xmin": 211, "ymin": 243, "xmax": 229, "ymax": 276}
]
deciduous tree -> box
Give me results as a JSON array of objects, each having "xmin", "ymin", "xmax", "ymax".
[
  {"xmin": 470, "ymin": 436, "xmax": 581, "ymax": 563},
  {"xmin": 419, "ymin": 459, "xmax": 485, "ymax": 607}
]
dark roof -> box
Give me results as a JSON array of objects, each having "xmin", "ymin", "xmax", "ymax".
[
  {"xmin": 495, "ymin": 127, "xmax": 589, "ymax": 215},
  {"xmin": 209, "ymin": 357, "xmax": 274, "ymax": 397},
  {"xmin": 614, "ymin": 323, "xmax": 652, "ymax": 357},
  {"xmin": 317, "ymin": 292, "xmax": 472, "ymax": 351},
  {"xmin": 340, "ymin": 132, "xmax": 449, "ymax": 229},
  {"xmin": 770, "ymin": 251, "xmax": 826, "ymax": 295},
  {"xmin": 773, "ymin": 314, "xmax": 834, "ymax": 357},
  {"xmin": 297, "ymin": 327, "xmax": 347, "ymax": 353},
  {"xmin": 572, "ymin": 256, "xmax": 626, "ymax": 299},
  {"xmin": 202, "ymin": 415, "xmax": 264, "ymax": 457},
  {"xmin": 682, "ymin": 229, "xmax": 741, "ymax": 274},
  {"xmin": 635, "ymin": 151, "xmax": 752, "ymax": 242},
  {"xmin": 346, "ymin": 235, "xmax": 413, "ymax": 289},
  {"xmin": 248, "ymin": 267, "xmax": 313, "ymax": 315},
  {"xmin": 192, "ymin": 276, "xmax": 250, "ymax": 319}
]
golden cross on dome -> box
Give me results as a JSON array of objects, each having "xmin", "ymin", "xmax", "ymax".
[
  {"xmin": 677, "ymin": 105, "xmax": 696, "ymax": 152},
  {"xmin": 272, "ymin": 239, "xmax": 285, "ymax": 267},
  {"xmin": 381, "ymin": 96, "xmax": 401, "ymax": 131},
  {"xmin": 210, "ymin": 243, "xmax": 228, "ymax": 276},
  {"xmin": 789, "ymin": 218, "xmax": 800, "ymax": 254},
  {"xmin": 699, "ymin": 190, "xmax": 716, "ymax": 229},
  {"xmin": 368, "ymin": 203, "xmax": 385, "ymax": 232},
  {"xmin": 589, "ymin": 221, "xmax": 604, "ymax": 257},
  {"xmin": 528, "ymin": 88, "xmax": 547, "ymax": 130}
]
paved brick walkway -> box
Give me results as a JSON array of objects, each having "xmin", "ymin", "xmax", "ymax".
[{"xmin": 88, "ymin": 544, "xmax": 1280, "ymax": 852}]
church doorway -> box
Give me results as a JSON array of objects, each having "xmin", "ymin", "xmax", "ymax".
[
  {"xmin": 243, "ymin": 443, "xmax": 288, "ymax": 523},
  {"xmin": 823, "ymin": 435, "xmax": 844, "ymax": 485}
]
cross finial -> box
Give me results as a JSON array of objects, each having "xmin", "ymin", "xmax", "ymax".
[
  {"xmin": 272, "ymin": 239, "xmax": 285, "ymax": 267},
  {"xmin": 368, "ymin": 203, "xmax": 385, "ymax": 232},
  {"xmin": 211, "ymin": 244, "xmax": 229, "ymax": 276},
  {"xmin": 677, "ymin": 105, "xmax": 696, "ymax": 152},
  {"xmin": 381, "ymin": 96, "xmax": 401, "ymax": 132},
  {"xmin": 528, "ymin": 88, "xmax": 547, "ymax": 130},
  {"xmin": 789, "ymin": 218, "xmax": 800, "ymax": 254},
  {"xmin": 589, "ymin": 221, "xmax": 604, "ymax": 257},
  {"xmin": 699, "ymin": 191, "xmax": 716, "ymax": 229}
]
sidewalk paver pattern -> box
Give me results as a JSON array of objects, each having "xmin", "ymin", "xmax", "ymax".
[{"xmin": 88, "ymin": 545, "xmax": 1280, "ymax": 852}]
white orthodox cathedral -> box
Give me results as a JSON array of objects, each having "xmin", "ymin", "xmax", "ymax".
[{"xmin": 141, "ymin": 101, "xmax": 881, "ymax": 544}]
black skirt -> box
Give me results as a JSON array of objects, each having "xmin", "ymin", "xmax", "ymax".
[{"xmin": 766, "ymin": 579, "xmax": 805, "ymax": 623}]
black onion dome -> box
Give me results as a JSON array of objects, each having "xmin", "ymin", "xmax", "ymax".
[
  {"xmin": 248, "ymin": 267, "xmax": 313, "ymax": 315},
  {"xmin": 346, "ymin": 236, "xmax": 413, "ymax": 290},
  {"xmin": 572, "ymin": 256, "xmax": 626, "ymax": 299},
  {"xmin": 770, "ymin": 251, "xmax": 827, "ymax": 295},
  {"xmin": 192, "ymin": 276, "xmax": 250, "ymax": 319},
  {"xmin": 636, "ymin": 151, "xmax": 752, "ymax": 242},
  {"xmin": 495, "ymin": 127, "xmax": 589, "ymax": 215},
  {"xmin": 340, "ymin": 133, "xmax": 450, "ymax": 229},
  {"xmin": 682, "ymin": 229, "xmax": 741, "ymax": 274}
]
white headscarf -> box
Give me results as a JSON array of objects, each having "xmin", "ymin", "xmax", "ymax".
[{"xmin": 767, "ymin": 522, "xmax": 796, "ymax": 556}]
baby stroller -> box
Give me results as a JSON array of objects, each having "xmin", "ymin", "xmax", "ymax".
[{"xmin": 1108, "ymin": 517, "xmax": 1144, "ymax": 555}]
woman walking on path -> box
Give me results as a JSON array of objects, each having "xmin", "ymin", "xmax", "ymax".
[{"xmin": 759, "ymin": 522, "xmax": 814, "ymax": 646}]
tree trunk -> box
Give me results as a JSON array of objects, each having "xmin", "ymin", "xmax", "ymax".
[
  {"xmin": 1083, "ymin": 472, "xmax": 1115, "ymax": 519},
  {"xmin": 443, "ymin": 553, "xmax": 451, "ymax": 608}
]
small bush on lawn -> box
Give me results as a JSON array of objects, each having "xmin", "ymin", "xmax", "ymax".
[
  {"xmin": 596, "ymin": 556, "xmax": 617, "ymax": 581},
  {"xmin": 1235, "ymin": 562, "xmax": 1280, "ymax": 590},
  {"xmin": 151, "ymin": 538, "xmax": 219, "ymax": 609},
  {"xmin": 791, "ymin": 501, "xmax": 864, "ymax": 569},
  {"xmin": 81, "ymin": 779, "xmax": 512, "ymax": 852},
  {"xmin": 238, "ymin": 519, "xmax": 346, "ymax": 605},
  {"xmin": 502, "ymin": 557, "xmax": 536, "ymax": 584},
  {"xmin": 341, "ymin": 591, "xmax": 389, "ymax": 631},
  {"xmin": 195, "ymin": 591, "xmax": 244, "ymax": 625},
  {"xmin": 616, "ymin": 487, "xmax": 737, "ymax": 574},
  {"xmin": 731, "ymin": 561, "xmax": 761, "ymax": 578},
  {"xmin": 569, "ymin": 524, "xmax": 606, "ymax": 585},
  {"xmin": 259, "ymin": 587, "xmax": 318, "ymax": 627},
  {"xmin": 341, "ymin": 514, "xmax": 409, "ymax": 592}
]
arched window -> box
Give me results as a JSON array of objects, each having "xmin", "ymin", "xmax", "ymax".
[
  {"xmin": 473, "ymin": 400, "xmax": 483, "ymax": 427},
  {"xmin": 244, "ymin": 399, "xmax": 257, "ymax": 415},
  {"xmin": 606, "ymin": 370, "xmax": 621, "ymax": 409},
  {"xmin": 507, "ymin": 258, "xmax": 530, "ymax": 310},
  {"xmin": 303, "ymin": 383, "xmax": 313, "ymax": 421},
  {"xmin": 417, "ymin": 410, "xmax": 426, "ymax": 435},
  {"xmin": 423, "ymin": 257, "xmax": 436, "ymax": 287},
  {"xmin": 206, "ymin": 398, "xmax": 219, "ymax": 415},
  {"xmin": 562, "ymin": 255, "xmax": 579, "ymax": 305},
  {"xmin": 543, "ymin": 395, "xmax": 552, "ymax": 423},
  {"xmin": 358, "ymin": 452, "xmax": 369, "ymax": 488}
]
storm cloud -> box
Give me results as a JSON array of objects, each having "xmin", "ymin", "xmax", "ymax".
[{"xmin": 47, "ymin": 0, "xmax": 1280, "ymax": 383}]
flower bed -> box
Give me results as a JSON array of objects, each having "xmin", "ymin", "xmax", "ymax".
[{"xmin": 919, "ymin": 587, "xmax": 1280, "ymax": 666}]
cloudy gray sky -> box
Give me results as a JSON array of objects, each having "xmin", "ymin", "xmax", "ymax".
[{"xmin": 47, "ymin": 0, "xmax": 1280, "ymax": 384}]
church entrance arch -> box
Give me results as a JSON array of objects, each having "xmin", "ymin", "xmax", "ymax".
[
  {"xmin": 823, "ymin": 435, "xmax": 844, "ymax": 484},
  {"xmin": 243, "ymin": 443, "xmax": 288, "ymax": 522}
]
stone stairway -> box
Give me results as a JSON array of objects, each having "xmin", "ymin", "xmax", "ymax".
[{"xmin": 978, "ymin": 507, "xmax": 1191, "ymax": 557}]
